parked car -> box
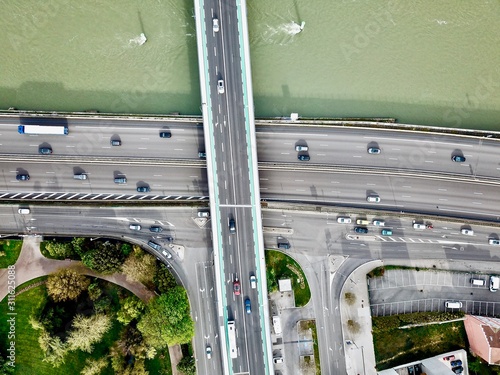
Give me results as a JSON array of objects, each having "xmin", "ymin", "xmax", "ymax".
[
  {"xmin": 450, "ymin": 360, "xmax": 462, "ymax": 367},
  {"xmin": 381, "ymin": 229, "xmax": 393, "ymax": 236},
  {"xmin": 372, "ymin": 219, "xmax": 385, "ymax": 226},
  {"xmin": 277, "ymin": 242, "xmax": 290, "ymax": 250},
  {"xmin": 162, "ymin": 250, "xmax": 172, "ymax": 259},
  {"xmin": 129, "ymin": 224, "xmax": 141, "ymax": 231},
  {"xmin": 273, "ymin": 357, "xmax": 283, "ymax": 364},
  {"xmin": 452, "ymin": 366, "xmax": 463, "ymax": 374},
  {"xmin": 198, "ymin": 211, "xmax": 210, "ymax": 218},
  {"xmin": 149, "ymin": 226, "xmax": 163, "ymax": 233}
]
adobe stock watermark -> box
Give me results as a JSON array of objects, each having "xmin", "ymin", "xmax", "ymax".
[
  {"xmin": 443, "ymin": 73, "xmax": 499, "ymax": 127},
  {"xmin": 339, "ymin": 0, "xmax": 402, "ymax": 63},
  {"xmin": 6, "ymin": 265, "xmax": 17, "ymax": 368}
]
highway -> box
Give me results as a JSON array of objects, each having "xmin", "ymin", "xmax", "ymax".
[{"xmin": 199, "ymin": 0, "xmax": 269, "ymax": 371}]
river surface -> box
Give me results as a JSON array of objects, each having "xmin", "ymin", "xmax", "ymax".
[{"xmin": 0, "ymin": 0, "xmax": 499, "ymax": 129}]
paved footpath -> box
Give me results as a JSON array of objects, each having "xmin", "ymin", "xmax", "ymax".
[{"xmin": 0, "ymin": 237, "xmax": 184, "ymax": 373}]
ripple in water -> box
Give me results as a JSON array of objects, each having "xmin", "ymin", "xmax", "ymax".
[{"xmin": 261, "ymin": 21, "xmax": 304, "ymax": 45}]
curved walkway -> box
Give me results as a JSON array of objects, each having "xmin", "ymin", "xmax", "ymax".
[{"xmin": 0, "ymin": 236, "xmax": 155, "ymax": 302}]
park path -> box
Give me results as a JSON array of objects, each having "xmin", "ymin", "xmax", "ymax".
[{"xmin": 0, "ymin": 237, "xmax": 184, "ymax": 372}]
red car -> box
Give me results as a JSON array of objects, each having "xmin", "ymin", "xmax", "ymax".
[{"xmin": 233, "ymin": 278, "xmax": 241, "ymax": 296}]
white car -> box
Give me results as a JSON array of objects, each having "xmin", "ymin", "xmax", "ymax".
[
  {"xmin": 366, "ymin": 195, "xmax": 380, "ymax": 203},
  {"xmin": 250, "ymin": 275, "xmax": 257, "ymax": 289},
  {"xmin": 337, "ymin": 217, "xmax": 352, "ymax": 224},
  {"xmin": 489, "ymin": 238, "xmax": 500, "ymax": 246},
  {"xmin": 162, "ymin": 250, "xmax": 172, "ymax": 259},
  {"xmin": 217, "ymin": 79, "xmax": 224, "ymax": 94},
  {"xmin": 206, "ymin": 346, "xmax": 212, "ymax": 359},
  {"xmin": 129, "ymin": 224, "xmax": 141, "ymax": 231},
  {"xmin": 413, "ymin": 222, "xmax": 426, "ymax": 230},
  {"xmin": 213, "ymin": 18, "xmax": 219, "ymax": 32},
  {"xmin": 372, "ymin": 220, "xmax": 385, "ymax": 226},
  {"xmin": 295, "ymin": 145, "xmax": 308, "ymax": 152},
  {"xmin": 461, "ymin": 228, "xmax": 474, "ymax": 236}
]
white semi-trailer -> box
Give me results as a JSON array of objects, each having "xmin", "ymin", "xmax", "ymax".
[{"xmin": 18, "ymin": 125, "xmax": 69, "ymax": 135}]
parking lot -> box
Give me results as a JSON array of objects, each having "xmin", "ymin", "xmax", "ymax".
[{"xmin": 369, "ymin": 268, "xmax": 500, "ymax": 317}]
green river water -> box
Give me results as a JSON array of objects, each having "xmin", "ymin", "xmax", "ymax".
[{"xmin": 0, "ymin": 0, "xmax": 499, "ymax": 129}]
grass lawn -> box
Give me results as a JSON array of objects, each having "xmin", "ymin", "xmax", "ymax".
[
  {"xmin": 265, "ymin": 250, "xmax": 311, "ymax": 307},
  {"xmin": 0, "ymin": 240, "xmax": 23, "ymax": 268},
  {"xmin": 373, "ymin": 316, "xmax": 467, "ymax": 370},
  {"xmin": 0, "ymin": 282, "xmax": 133, "ymax": 374}
]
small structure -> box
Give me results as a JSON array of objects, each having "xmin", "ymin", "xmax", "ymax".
[{"xmin": 278, "ymin": 278, "xmax": 292, "ymax": 292}]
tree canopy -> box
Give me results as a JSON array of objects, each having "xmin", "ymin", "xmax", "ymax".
[
  {"xmin": 46, "ymin": 269, "xmax": 90, "ymax": 302},
  {"xmin": 138, "ymin": 286, "xmax": 194, "ymax": 348}
]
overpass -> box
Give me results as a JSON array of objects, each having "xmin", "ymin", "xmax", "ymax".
[{"xmin": 193, "ymin": 0, "xmax": 273, "ymax": 374}]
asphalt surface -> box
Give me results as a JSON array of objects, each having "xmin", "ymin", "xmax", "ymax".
[{"xmin": 201, "ymin": 0, "xmax": 266, "ymax": 372}]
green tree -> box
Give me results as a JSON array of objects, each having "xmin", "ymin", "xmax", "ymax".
[
  {"xmin": 88, "ymin": 282, "xmax": 102, "ymax": 301},
  {"xmin": 45, "ymin": 241, "xmax": 74, "ymax": 259},
  {"xmin": 177, "ymin": 356, "xmax": 196, "ymax": 375},
  {"xmin": 154, "ymin": 263, "xmax": 177, "ymax": 294},
  {"xmin": 138, "ymin": 287, "xmax": 194, "ymax": 349},
  {"xmin": 38, "ymin": 330, "xmax": 68, "ymax": 367},
  {"xmin": 80, "ymin": 357, "xmax": 108, "ymax": 375},
  {"xmin": 117, "ymin": 296, "xmax": 145, "ymax": 325},
  {"xmin": 122, "ymin": 248, "xmax": 156, "ymax": 286},
  {"xmin": 46, "ymin": 269, "xmax": 90, "ymax": 302},
  {"xmin": 71, "ymin": 237, "xmax": 87, "ymax": 256},
  {"xmin": 67, "ymin": 314, "xmax": 112, "ymax": 353},
  {"xmin": 82, "ymin": 241, "xmax": 125, "ymax": 274}
]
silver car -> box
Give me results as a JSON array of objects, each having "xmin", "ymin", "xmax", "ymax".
[{"xmin": 217, "ymin": 79, "xmax": 224, "ymax": 94}]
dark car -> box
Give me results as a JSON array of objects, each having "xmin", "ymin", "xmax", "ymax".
[
  {"xmin": 16, "ymin": 174, "xmax": 30, "ymax": 181},
  {"xmin": 233, "ymin": 278, "xmax": 241, "ymax": 296},
  {"xmin": 367, "ymin": 147, "xmax": 381, "ymax": 154},
  {"xmin": 39, "ymin": 147, "xmax": 52, "ymax": 155},
  {"xmin": 137, "ymin": 186, "xmax": 150, "ymax": 193},
  {"xmin": 450, "ymin": 360, "xmax": 462, "ymax": 367},
  {"xmin": 452, "ymin": 155, "xmax": 466, "ymax": 162},
  {"xmin": 277, "ymin": 242, "xmax": 290, "ymax": 249},
  {"xmin": 198, "ymin": 151, "xmax": 207, "ymax": 159},
  {"xmin": 159, "ymin": 131, "xmax": 171, "ymax": 138},
  {"xmin": 149, "ymin": 226, "xmax": 163, "ymax": 233},
  {"xmin": 452, "ymin": 366, "xmax": 463, "ymax": 374},
  {"xmin": 298, "ymin": 154, "xmax": 310, "ymax": 161},
  {"xmin": 354, "ymin": 227, "xmax": 369, "ymax": 234},
  {"xmin": 229, "ymin": 218, "xmax": 236, "ymax": 234},
  {"xmin": 110, "ymin": 139, "xmax": 121, "ymax": 146},
  {"xmin": 147, "ymin": 241, "xmax": 162, "ymax": 251},
  {"xmin": 245, "ymin": 298, "xmax": 251, "ymax": 314}
]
